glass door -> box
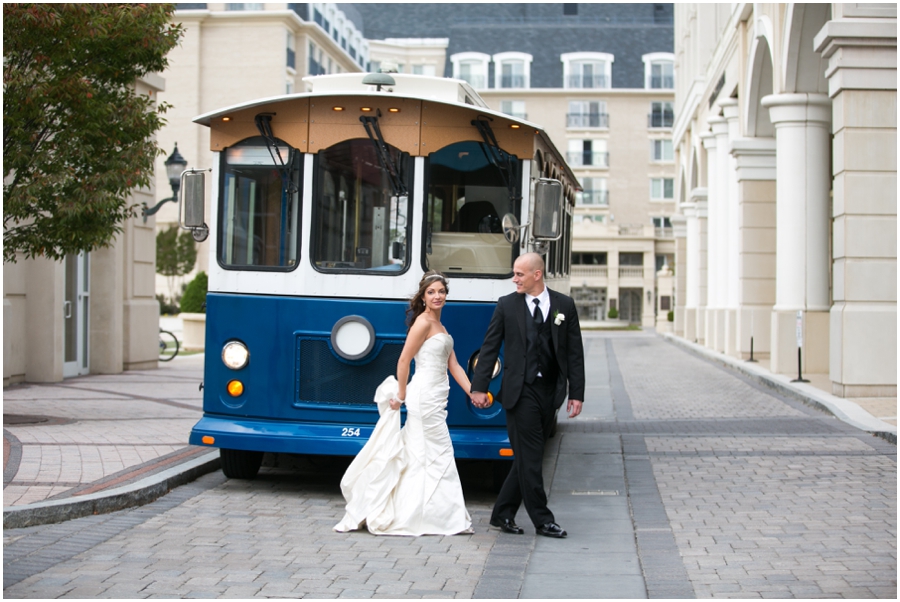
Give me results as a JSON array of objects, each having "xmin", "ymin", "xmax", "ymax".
[{"xmin": 63, "ymin": 252, "xmax": 90, "ymax": 377}]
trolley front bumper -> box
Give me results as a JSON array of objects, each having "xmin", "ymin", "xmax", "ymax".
[{"xmin": 189, "ymin": 415, "xmax": 513, "ymax": 460}]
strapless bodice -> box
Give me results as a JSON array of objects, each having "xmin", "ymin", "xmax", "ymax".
[{"xmin": 414, "ymin": 333, "xmax": 452, "ymax": 373}]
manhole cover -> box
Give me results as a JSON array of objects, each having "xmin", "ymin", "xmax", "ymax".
[{"xmin": 3, "ymin": 414, "xmax": 71, "ymax": 426}]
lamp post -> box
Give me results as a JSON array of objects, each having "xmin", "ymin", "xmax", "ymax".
[{"xmin": 143, "ymin": 143, "xmax": 188, "ymax": 222}]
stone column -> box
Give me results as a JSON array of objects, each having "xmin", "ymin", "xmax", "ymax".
[
  {"xmin": 700, "ymin": 130, "xmax": 720, "ymax": 350},
  {"xmin": 708, "ymin": 116, "xmax": 730, "ymax": 352},
  {"xmin": 721, "ymin": 99, "xmax": 741, "ymax": 356},
  {"xmin": 685, "ymin": 188, "xmax": 708, "ymax": 344},
  {"xmin": 761, "ymin": 93, "xmax": 832, "ymax": 375},
  {"xmin": 816, "ymin": 17, "xmax": 897, "ymax": 396},
  {"xmin": 671, "ymin": 212, "xmax": 687, "ymax": 337},
  {"xmin": 731, "ymin": 137, "xmax": 777, "ymax": 360}
]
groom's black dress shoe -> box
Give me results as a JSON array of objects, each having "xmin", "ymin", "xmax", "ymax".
[
  {"xmin": 490, "ymin": 518, "xmax": 524, "ymax": 534},
  {"xmin": 536, "ymin": 522, "xmax": 567, "ymax": 538}
]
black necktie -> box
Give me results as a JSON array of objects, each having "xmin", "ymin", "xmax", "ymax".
[{"xmin": 533, "ymin": 298, "xmax": 543, "ymax": 325}]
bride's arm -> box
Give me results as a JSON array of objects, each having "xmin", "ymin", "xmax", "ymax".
[
  {"xmin": 447, "ymin": 349, "xmax": 471, "ymax": 399},
  {"xmin": 395, "ymin": 317, "xmax": 429, "ymax": 409}
]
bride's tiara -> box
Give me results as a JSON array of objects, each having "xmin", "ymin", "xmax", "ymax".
[{"xmin": 422, "ymin": 273, "xmax": 445, "ymax": 283}]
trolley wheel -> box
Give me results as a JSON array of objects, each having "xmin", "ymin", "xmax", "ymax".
[
  {"xmin": 220, "ymin": 448, "xmax": 263, "ymax": 479},
  {"xmin": 158, "ymin": 329, "xmax": 179, "ymax": 362},
  {"xmin": 491, "ymin": 460, "xmax": 512, "ymax": 493}
]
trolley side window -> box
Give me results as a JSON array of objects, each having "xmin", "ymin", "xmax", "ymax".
[
  {"xmin": 219, "ymin": 140, "xmax": 301, "ymax": 270},
  {"xmin": 311, "ymin": 139, "xmax": 411, "ymax": 273},
  {"xmin": 424, "ymin": 141, "xmax": 520, "ymax": 277}
]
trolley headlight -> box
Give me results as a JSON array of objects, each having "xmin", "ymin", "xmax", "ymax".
[
  {"xmin": 222, "ymin": 341, "xmax": 249, "ymax": 370},
  {"xmin": 470, "ymin": 352, "xmax": 501, "ymax": 379}
]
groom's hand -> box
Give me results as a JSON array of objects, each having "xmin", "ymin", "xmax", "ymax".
[
  {"xmin": 567, "ymin": 399, "xmax": 583, "ymax": 418},
  {"xmin": 471, "ymin": 391, "xmax": 490, "ymax": 408}
]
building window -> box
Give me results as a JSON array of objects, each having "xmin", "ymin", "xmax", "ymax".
[
  {"xmin": 493, "ymin": 52, "xmax": 532, "ymax": 89},
  {"xmin": 562, "ymin": 52, "xmax": 614, "ymax": 89},
  {"xmin": 309, "ymin": 42, "xmax": 324, "ymax": 75},
  {"xmin": 652, "ymin": 217, "xmax": 672, "ymax": 228},
  {"xmin": 313, "ymin": 7, "xmax": 323, "ymax": 25},
  {"xmin": 643, "ymin": 52, "xmax": 675, "ymax": 89},
  {"xmin": 651, "ymin": 139, "xmax": 673, "ymax": 162},
  {"xmin": 500, "ymin": 100, "xmax": 526, "ymax": 120},
  {"xmin": 568, "ymin": 140, "xmax": 608, "ymax": 169},
  {"xmin": 286, "ymin": 31, "xmax": 296, "ymax": 70},
  {"xmin": 649, "ymin": 101, "xmax": 674, "ymax": 128},
  {"xmin": 412, "ymin": 64, "xmax": 436, "ymax": 76},
  {"xmin": 567, "ymin": 100, "xmax": 608, "ymax": 128},
  {"xmin": 619, "ymin": 252, "xmax": 643, "ymax": 266},
  {"xmin": 286, "ymin": 79, "xmax": 294, "ymax": 94},
  {"xmin": 650, "ymin": 178, "xmax": 674, "ymax": 201},
  {"xmin": 576, "ymin": 177, "xmax": 608, "ymax": 206},
  {"xmin": 227, "ymin": 3, "xmax": 263, "ymax": 10},
  {"xmin": 572, "ymin": 252, "xmax": 607, "ymax": 265},
  {"xmin": 451, "ymin": 52, "xmax": 490, "ymax": 89}
]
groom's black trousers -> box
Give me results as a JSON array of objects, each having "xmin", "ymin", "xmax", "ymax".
[{"xmin": 492, "ymin": 376, "xmax": 557, "ymax": 527}]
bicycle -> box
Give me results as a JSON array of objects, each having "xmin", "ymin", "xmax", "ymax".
[{"xmin": 159, "ymin": 329, "xmax": 180, "ymax": 361}]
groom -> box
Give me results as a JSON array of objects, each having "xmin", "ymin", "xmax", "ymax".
[{"xmin": 471, "ymin": 252, "xmax": 585, "ymax": 538}]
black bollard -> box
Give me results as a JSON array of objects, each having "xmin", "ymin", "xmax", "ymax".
[{"xmin": 791, "ymin": 347, "xmax": 809, "ymax": 383}]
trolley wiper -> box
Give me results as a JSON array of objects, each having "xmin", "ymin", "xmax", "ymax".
[
  {"xmin": 360, "ymin": 114, "xmax": 408, "ymax": 198},
  {"xmin": 471, "ymin": 117, "xmax": 519, "ymax": 205},
  {"xmin": 254, "ymin": 113, "xmax": 298, "ymax": 194}
]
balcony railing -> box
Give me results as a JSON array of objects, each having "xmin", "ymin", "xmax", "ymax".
[
  {"xmin": 566, "ymin": 113, "xmax": 609, "ymax": 128},
  {"xmin": 654, "ymin": 226, "xmax": 674, "ymax": 239},
  {"xmin": 648, "ymin": 111, "xmax": 674, "ymax": 128},
  {"xmin": 500, "ymin": 74, "xmax": 526, "ymax": 88},
  {"xmin": 619, "ymin": 266, "xmax": 644, "ymax": 278},
  {"xmin": 567, "ymin": 151, "xmax": 609, "ymax": 168},
  {"xmin": 650, "ymin": 75, "xmax": 674, "ymax": 89},
  {"xmin": 567, "ymin": 74, "xmax": 609, "ymax": 89},
  {"xmin": 571, "ymin": 265, "xmax": 609, "ymax": 279},
  {"xmin": 576, "ymin": 189, "xmax": 609, "ymax": 206},
  {"xmin": 460, "ymin": 74, "xmax": 486, "ymax": 89}
]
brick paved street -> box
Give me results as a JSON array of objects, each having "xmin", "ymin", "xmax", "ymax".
[{"xmin": 4, "ymin": 331, "xmax": 896, "ymax": 598}]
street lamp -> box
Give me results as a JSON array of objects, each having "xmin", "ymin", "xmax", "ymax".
[{"xmin": 143, "ymin": 143, "xmax": 188, "ymax": 222}]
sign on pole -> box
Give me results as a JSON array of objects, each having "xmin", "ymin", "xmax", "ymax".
[{"xmin": 795, "ymin": 310, "xmax": 803, "ymax": 348}]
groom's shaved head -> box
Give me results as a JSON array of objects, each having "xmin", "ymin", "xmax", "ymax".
[
  {"xmin": 518, "ymin": 252, "xmax": 544, "ymax": 274},
  {"xmin": 513, "ymin": 252, "xmax": 545, "ymax": 296}
]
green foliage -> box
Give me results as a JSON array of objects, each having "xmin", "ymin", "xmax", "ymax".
[
  {"xmin": 180, "ymin": 271, "xmax": 208, "ymax": 314},
  {"xmin": 156, "ymin": 225, "xmax": 197, "ymax": 278},
  {"xmin": 157, "ymin": 293, "xmax": 180, "ymax": 316},
  {"xmin": 667, "ymin": 310, "xmax": 674, "ymax": 322},
  {"xmin": 3, "ymin": 4, "xmax": 183, "ymax": 263},
  {"xmin": 608, "ymin": 307, "xmax": 619, "ymax": 320}
]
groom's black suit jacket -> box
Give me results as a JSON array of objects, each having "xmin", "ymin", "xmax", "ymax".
[{"xmin": 472, "ymin": 288, "xmax": 585, "ymax": 410}]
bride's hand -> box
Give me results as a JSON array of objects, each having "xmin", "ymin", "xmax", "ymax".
[{"xmin": 390, "ymin": 397, "xmax": 403, "ymax": 411}]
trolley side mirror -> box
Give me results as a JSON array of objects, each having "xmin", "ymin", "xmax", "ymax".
[
  {"xmin": 181, "ymin": 170, "xmax": 210, "ymax": 243},
  {"xmin": 532, "ymin": 179, "xmax": 563, "ymax": 241}
]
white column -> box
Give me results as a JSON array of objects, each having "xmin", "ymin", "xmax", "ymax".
[
  {"xmin": 761, "ymin": 93, "xmax": 832, "ymax": 374},
  {"xmin": 683, "ymin": 188, "xmax": 708, "ymax": 343},
  {"xmin": 710, "ymin": 115, "xmax": 730, "ymax": 352},
  {"xmin": 700, "ymin": 131, "xmax": 719, "ymax": 350},
  {"xmin": 721, "ymin": 99, "xmax": 741, "ymax": 356}
]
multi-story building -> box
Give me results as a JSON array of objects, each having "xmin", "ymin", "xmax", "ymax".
[
  {"xmin": 153, "ymin": 3, "xmax": 370, "ymax": 297},
  {"xmin": 672, "ymin": 4, "xmax": 896, "ymax": 396},
  {"xmin": 352, "ymin": 3, "xmax": 676, "ymax": 325}
]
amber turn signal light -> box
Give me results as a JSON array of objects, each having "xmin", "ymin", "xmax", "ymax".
[
  {"xmin": 227, "ymin": 380, "xmax": 244, "ymax": 397},
  {"xmin": 201, "ymin": 436, "xmax": 215, "ymax": 445},
  {"xmin": 499, "ymin": 448, "xmax": 514, "ymax": 457}
]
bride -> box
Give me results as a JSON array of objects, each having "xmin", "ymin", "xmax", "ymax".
[{"xmin": 334, "ymin": 271, "xmax": 474, "ymax": 536}]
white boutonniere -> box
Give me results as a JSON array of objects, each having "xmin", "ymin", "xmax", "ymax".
[{"xmin": 554, "ymin": 311, "xmax": 565, "ymax": 326}]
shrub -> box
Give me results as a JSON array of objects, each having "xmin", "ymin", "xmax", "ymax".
[
  {"xmin": 180, "ymin": 271, "xmax": 207, "ymax": 314},
  {"xmin": 156, "ymin": 293, "xmax": 180, "ymax": 315},
  {"xmin": 667, "ymin": 310, "xmax": 674, "ymax": 322},
  {"xmin": 608, "ymin": 307, "xmax": 619, "ymax": 320}
]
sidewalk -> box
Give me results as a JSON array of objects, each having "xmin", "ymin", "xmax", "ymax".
[
  {"xmin": 3, "ymin": 353, "xmax": 217, "ymax": 528},
  {"xmin": 3, "ymin": 330, "xmax": 895, "ymax": 530}
]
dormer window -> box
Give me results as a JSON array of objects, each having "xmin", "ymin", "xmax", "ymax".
[
  {"xmin": 493, "ymin": 52, "xmax": 532, "ymax": 89},
  {"xmin": 450, "ymin": 52, "xmax": 490, "ymax": 89},
  {"xmin": 643, "ymin": 52, "xmax": 675, "ymax": 89},
  {"xmin": 562, "ymin": 52, "xmax": 614, "ymax": 89}
]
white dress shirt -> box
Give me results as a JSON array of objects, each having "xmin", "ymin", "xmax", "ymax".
[{"xmin": 525, "ymin": 288, "xmax": 551, "ymax": 323}]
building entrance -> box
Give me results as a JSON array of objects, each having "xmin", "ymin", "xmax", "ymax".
[
  {"xmin": 63, "ymin": 252, "xmax": 90, "ymax": 377},
  {"xmin": 619, "ymin": 288, "xmax": 643, "ymax": 324}
]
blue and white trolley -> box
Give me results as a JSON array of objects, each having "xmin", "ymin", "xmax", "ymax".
[{"xmin": 182, "ymin": 72, "xmax": 578, "ymax": 479}]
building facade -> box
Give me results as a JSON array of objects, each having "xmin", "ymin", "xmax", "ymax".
[
  {"xmin": 3, "ymin": 75, "xmax": 165, "ymax": 385},
  {"xmin": 672, "ymin": 3, "xmax": 896, "ymax": 396},
  {"xmin": 353, "ymin": 2, "xmax": 677, "ymax": 326},
  {"xmin": 153, "ymin": 3, "xmax": 370, "ymax": 300}
]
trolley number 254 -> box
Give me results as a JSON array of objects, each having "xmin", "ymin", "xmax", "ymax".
[{"xmin": 341, "ymin": 427, "xmax": 361, "ymax": 437}]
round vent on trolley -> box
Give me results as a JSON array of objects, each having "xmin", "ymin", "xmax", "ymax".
[{"xmin": 330, "ymin": 316, "xmax": 376, "ymax": 361}]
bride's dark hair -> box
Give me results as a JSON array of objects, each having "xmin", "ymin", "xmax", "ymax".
[{"xmin": 406, "ymin": 270, "xmax": 449, "ymax": 332}]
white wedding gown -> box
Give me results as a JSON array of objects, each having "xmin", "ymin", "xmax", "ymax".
[{"xmin": 334, "ymin": 333, "xmax": 473, "ymax": 536}]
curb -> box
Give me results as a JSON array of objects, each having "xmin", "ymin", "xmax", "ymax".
[
  {"xmin": 3, "ymin": 451, "xmax": 220, "ymax": 529},
  {"xmin": 660, "ymin": 333, "xmax": 897, "ymax": 444}
]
